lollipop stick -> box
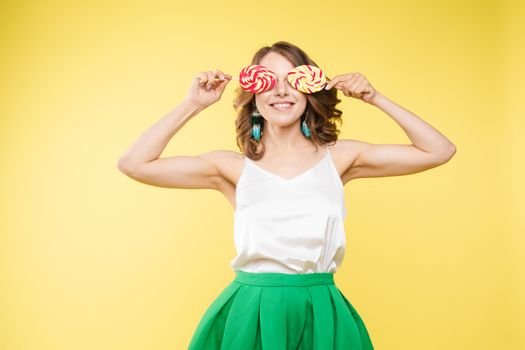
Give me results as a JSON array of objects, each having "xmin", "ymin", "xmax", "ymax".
[{"xmin": 214, "ymin": 77, "xmax": 239, "ymax": 80}]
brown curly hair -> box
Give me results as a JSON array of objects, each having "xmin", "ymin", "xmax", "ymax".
[{"xmin": 233, "ymin": 41, "xmax": 343, "ymax": 160}]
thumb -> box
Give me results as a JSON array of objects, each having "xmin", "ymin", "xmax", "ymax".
[{"xmin": 216, "ymin": 77, "xmax": 231, "ymax": 92}]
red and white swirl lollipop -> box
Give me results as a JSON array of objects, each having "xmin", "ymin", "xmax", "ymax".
[
  {"xmin": 239, "ymin": 64, "xmax": 277, "ymax": 93},
  {"xmin": 287, "ymin": 65, "xmax": 327, "ymax": 93}
]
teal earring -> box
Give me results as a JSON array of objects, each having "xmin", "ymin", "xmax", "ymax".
[
  {"xmin": 301, "ymin": 115, "xmax": 312, "ymax": 138},
  {"xmin": 251, "ymin": 109, "xmax": 263, "ymax": 142}
]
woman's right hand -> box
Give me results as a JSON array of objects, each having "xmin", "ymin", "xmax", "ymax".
[{"xmin": 184, "ymin": 69, "xmax": 233, "ymax": 109}]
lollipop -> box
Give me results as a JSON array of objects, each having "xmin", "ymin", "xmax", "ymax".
[
  {"xmin": 287, "ymin": 65, "xmax": 327, "ymax": 93},
  {"xmin": 239, "ymin": 64, "xmax": 277, "ymax": 93}
]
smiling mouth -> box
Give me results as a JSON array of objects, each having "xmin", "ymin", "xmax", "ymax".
[{"xmin": 270, "ymin": 102, "xmax": 295, "ymax": 111}]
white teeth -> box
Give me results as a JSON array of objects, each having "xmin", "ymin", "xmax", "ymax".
[{"xmin": 272, "ymin": 103, "xmax": 292, "ymax": 110}]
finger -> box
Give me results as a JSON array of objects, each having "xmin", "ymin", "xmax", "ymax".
[
  {"xmin": 217, "ymin": 78, "xmax": 230, "ymax": 92},
  {"xmin": 209, "ymin": 70, "xmax": 228, "ymax": 90},
  {"xmin": 213, "ymin": 73, "xmax": 233, "ymax": 82},
  {"xmin": 326, "ymin": 75, "xmax": 352, "ymax": 90},
  {"xmin": 214, "ymin": 69, "xmax": 226, "ymax": 81},
  {"xmin": 325, "ymin": 75, "xmax": 347, "ymax": 90},
  {"xmin": 342, "ymin": 85, "xmax": 351, "ymax": 97},
  {"xmin": 206, "ymin": 71, "xmax": 215, "ymax": 90},
  {"xmin": 350, "ymin": 84, "xmax": 362, "ymax": 97},
  {"xmin": 349, "ymin": 77, "xmax": 365, "ymax": 92},
  {"xmin": 342, "ymin": 81, "xmax": 356, "ymax": 96},
  {"xmin": 209, "ymin": 72, "xmax": 220, "ymax": 90},
  {"xmin": 196, "ymin": 72, "xmax": 208, "ymax": 86},
  {"xmin": 212, "ymin": 69, "xmax": 222, "ymax": 81},
  {"xmin": 210, "ymin": 71, "xmax": 219, "ymax": 89},
  {"xmin": 212, "ymin": 71, "xmax": 229, "ymax": 89},
  {"xmin": 354, "ymin": 80, "xmax": 369, "ymax": 95},
  {"xmin": 329, "ymin": 81, "xmax": 345, "ymax": 91},
  {"xmin": 360, "ymin": 87, "xmax": 372, "ymax": 98},
  {"xmin": 217, "ymin": 75, "xmax": 231, "ymax": 88}
]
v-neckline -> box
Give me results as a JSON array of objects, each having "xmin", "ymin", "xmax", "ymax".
[{"xmin": 245, "ymin": 147, "xmax": 330, "ymax": 182}]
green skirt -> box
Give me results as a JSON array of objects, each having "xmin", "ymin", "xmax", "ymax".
[{"xmin": 188, "ymin": 270, "xmax": 374, "ymax": 349}]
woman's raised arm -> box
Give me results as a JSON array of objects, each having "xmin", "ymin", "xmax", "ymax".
[{"xmin": 117, "ymin": 69, "xmax": 233, "ymax": 189}]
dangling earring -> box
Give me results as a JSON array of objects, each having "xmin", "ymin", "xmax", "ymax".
[
  {"xmin": 251, "ymin": 109, "xmax": 263, "ymax": 142},
  {"xmin": 301, "ymin": 113, "xmax": 312, "ymax": 138}
]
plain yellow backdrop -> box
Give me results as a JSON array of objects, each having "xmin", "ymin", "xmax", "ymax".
[{"xmin": 1, "ymin": 0, "xmax": 523, "ymax": 349}]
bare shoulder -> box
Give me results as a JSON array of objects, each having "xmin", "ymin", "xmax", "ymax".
[
  {"xmin": 328, "ymin": 139, "xmax": 364, "ymax": 185},
  {"xmin": 331, "ymin": 138, "xmax": 369, "ymax": 153},
  {"xmin": 200, "ymin": 149, "xmax": 243, "ymax": 163},
  {"xmin": 202, "ymin": 149, "xmax": 245, "ymax": 185}
]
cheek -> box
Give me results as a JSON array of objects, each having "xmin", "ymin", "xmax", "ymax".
[
  {"xmin": 295, "ymin": 95, "xmax": 308, "ymax": 108},
  {"xmin": 256, "ymin": 93, "xmax": 272, "ymax": 107},
  {"xmin": 254, "ymin": 95, "xmax": 264, "ymax": 107},
  {"xmin": 291, "ymin": 90, "xmax": 306, "ymax": 101},
  {"xmin": 297, "ymin": 103, "xmax": 307, "ymax": 115}
]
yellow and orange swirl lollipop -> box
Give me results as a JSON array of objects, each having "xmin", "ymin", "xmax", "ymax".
[
  {"xmin": 239, "ymin": 65, "xmax": 277, "ymax": 93},
  {"xmin": 287, "ymin": 65, "xmax": 327, "ymax": 93}
]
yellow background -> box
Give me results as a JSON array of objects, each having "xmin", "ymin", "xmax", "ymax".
[{"xmin": 1, "ymin": 0, "xmax": 523, "ymax": 349}]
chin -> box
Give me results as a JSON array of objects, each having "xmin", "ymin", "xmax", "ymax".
[{"xmin": 266, "ymin": 113, "xmax": 303, "ymax": 125}]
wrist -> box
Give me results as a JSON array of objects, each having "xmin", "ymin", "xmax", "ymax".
[
  {"xmin": 182, "ymin": 98, "xmax": 207, "ymax": 113},
  {"xmin": 367, "ymin": 90, "xmax": 385, "ymax": 106}
]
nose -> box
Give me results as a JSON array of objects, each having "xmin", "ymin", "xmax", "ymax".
[{"xmin": 273, "ymin": 75, "xmax": 290, "ymax": 96}]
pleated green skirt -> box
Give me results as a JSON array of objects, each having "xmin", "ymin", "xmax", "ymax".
[{"xmin": 188, "ymin": 270, "xmax": 374, "ymax": 349}]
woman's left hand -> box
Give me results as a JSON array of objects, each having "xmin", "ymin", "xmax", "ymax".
[{"xmin": 325, "ymin": 72, "xmax": 377, "ymax": 104}]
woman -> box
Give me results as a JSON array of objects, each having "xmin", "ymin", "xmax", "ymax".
[{"xmin": 117, "ymin": 41, "xmax": 456, "ymax": 349}]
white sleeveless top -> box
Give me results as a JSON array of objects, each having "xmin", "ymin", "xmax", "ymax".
[{"xmin": 230, "ymin": 146, "xmax": 348, "ymax": 274}]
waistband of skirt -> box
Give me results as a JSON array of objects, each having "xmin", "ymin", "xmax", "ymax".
[{"xmin": 233, "ymin": 269, "xmax": 335, "ymax": 287}]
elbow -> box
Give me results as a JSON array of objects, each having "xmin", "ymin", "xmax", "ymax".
[
  {"xmin": 117, "ymin": 157, "xmax": 134, "ymax": 175},
  {"xmin": 436, "ymin": 143, "xmax": 457, "ymax": 164},
  {"xmin": 447, "ymin": 142, "xmax": 457, "ymax": 159}
]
